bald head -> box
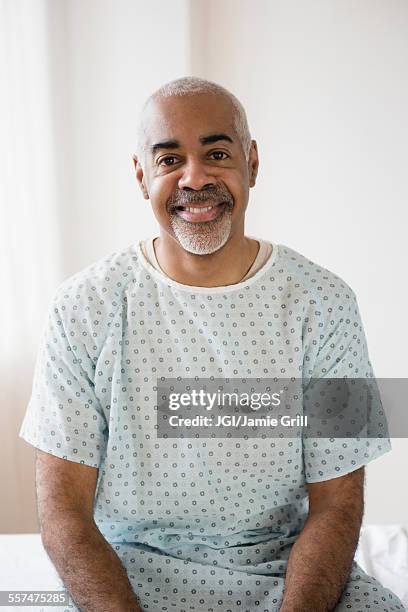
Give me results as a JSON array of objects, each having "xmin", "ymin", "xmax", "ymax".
[{"xmin": 135, "ymin": 77, "xmax": 252, "ymax": 165}]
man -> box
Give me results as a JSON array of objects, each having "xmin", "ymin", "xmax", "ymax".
[{"xmin": 19, "ymin": 77, "xmax": 404, "ymax": 612}]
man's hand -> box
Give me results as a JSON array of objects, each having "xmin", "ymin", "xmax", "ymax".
[
  {"xmin": 36, "ymin": 449, "xmax": 142, "ymax": 612},
  {"xmin": 279, "ymin": 466, "xmax": 365, "ymax": 612}
]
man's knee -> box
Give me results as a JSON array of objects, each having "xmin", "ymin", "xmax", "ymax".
[{"xmin": 335, "ymin": 564, "xmax": 405, "ymax": 611}]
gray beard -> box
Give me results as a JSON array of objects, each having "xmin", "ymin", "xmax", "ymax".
[{"xmin": 169, "ymin": 206, "xmax": 233, "ymax": 255}]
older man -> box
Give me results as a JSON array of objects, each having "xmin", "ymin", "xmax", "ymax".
[{"xmin": 19, "ymin": 77, "xmax": 404, "ymax": 612}]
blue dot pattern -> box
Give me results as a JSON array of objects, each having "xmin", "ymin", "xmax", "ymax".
[{"xmin": 19, "ymin": 241, "xmax": 404, "ymax": 612}]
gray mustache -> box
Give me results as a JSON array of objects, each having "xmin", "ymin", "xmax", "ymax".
[{"xmin": 168, "ymin": 190, "xmax": 233, "ymax": 209}]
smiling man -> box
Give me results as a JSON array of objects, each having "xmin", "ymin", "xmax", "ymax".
[{"xmin": 19, "ymin": 77, "xmax": 404, "ymax": 612}]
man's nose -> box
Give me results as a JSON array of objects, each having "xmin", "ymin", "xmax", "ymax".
[{"xmin": 178, "ymin": 158, "xmax": 216, "ymax": 191}]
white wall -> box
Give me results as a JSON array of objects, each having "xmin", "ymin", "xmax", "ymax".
[{"xmin": 190, "ymin": 0, "xmax": 408, "ymax": 525}]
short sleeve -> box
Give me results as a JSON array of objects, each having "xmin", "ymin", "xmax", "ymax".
[
  {"xmin": 302, "ymin": 286, "xmax": 391, "ymax": 483},
  {"xmin": 19, "ymin": 292, "xmax": 108, "ymax": 467}
]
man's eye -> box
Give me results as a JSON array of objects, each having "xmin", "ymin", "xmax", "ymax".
[
  {"xmin": 210, "ymin": 151, "xmax": 228, "ymax": 160},
  {"xmin": 159, "ymin": 156, "xmax": 178, "ymax": 166}
]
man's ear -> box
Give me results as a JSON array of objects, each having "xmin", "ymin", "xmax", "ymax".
[
  {"xmin": 132, "ymin": 155, "xmax": 149, "ymax": 200},
  {"xmin": 248, "ymin": 140, "xmax": 259, "ymax": 188}
]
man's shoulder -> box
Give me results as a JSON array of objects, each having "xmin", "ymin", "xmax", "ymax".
[
  {"xmin": 48, "ymin": 242, "xmax": 145, "ymax": 337},
  {"xmin": 54, "ymin": 242, "xmax": 141, "ymax": 300},
  {"xmin": 276, "ymin": 243, "xmax": 356, "ymax": 301},
  {"xmin": 41, "ymin": 242, "xmax": 146, "ymax": 351}
]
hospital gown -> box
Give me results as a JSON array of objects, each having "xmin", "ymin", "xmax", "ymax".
[{"xmin": 19, "ymin": 240, "xmax": 405, "ymax": 611}]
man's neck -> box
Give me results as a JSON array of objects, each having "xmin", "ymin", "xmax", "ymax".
[{"xmin": 153, "ymin": 232, "xmax": 260, "ymax": 288}]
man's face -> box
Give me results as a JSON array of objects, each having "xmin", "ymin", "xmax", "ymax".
[{"xmin": 134, "ymin": 93, "xmax": 258, "ymax": 255}]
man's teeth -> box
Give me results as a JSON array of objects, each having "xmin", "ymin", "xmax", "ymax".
[{"xmin": 182, "ymin": 205, "xmax": 216, "ymax": 213}]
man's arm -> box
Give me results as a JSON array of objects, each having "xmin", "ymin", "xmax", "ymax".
[
  {"xmin": 279, "ymin": 466, "xmax": 365, "ymax": 612},
  {"xmin": 36, "ymin": 449, "xmax": 142, "ymax": 612}
]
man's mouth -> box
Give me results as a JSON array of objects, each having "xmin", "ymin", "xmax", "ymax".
[{"xmin": 173, "ymin": 202, "xmax": 229, "ymax": 223}]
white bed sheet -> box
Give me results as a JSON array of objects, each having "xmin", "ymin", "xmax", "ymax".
[
  {"xmin": 355, "ymin": 524, "xmax": 408, "ymax": 607},
  {"xmin": 0, "ymin": 526, "xmax": 407, "ymax": 609}
]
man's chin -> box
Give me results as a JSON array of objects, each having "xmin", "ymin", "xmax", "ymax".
[
  {"xmin": 178, "ymin": 237, "xmax": 230, "ymax": 256},
  {"xmin": 169, "ymin": 209, "xmax": 233, "ymax": 256}
]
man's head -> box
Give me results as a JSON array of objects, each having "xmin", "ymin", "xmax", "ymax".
[{"xmin": 133, "ymin": 77, "xmax": 259, "ymax": 255}]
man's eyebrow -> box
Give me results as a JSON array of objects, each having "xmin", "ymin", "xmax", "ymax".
[
  {"xmin": 150, "ymin": 133, "xmax": 234, "ymax": 154},
  {"xmin": 150, "ymin": 140, "xmax": 180, "ymax": 154},
  {"xmin": 199, "ymin": 133, "xmax": 234, "ymax": 146}
]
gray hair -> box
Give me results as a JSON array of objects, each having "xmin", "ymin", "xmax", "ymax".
[{"xmin": 136, "ymin": 76, "xmax": 252, "ymax": 164}]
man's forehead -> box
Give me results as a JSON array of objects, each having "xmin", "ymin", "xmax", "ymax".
[{"xmin": 140, "ymin": 93, "xmax": 237, "ymax": 148}]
